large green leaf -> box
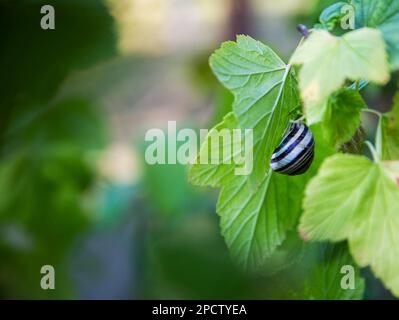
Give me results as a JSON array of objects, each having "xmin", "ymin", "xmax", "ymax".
[
  {"xmin": 380, "ymin": 93, "xmax": 399, "ymax": 160},
  {"xmin": 322, "ymin": 88, "xmax": 366, "ymax": 148},
  {"xmin": 353, "ymin": 0, "xmax": 399, "ymax": 70},
  {"xmin": 189, "ymin": 36, "xmax": 343, "ymax": 271},
  {"xmin": 190, "ymin": 112, "xmax": 334, "ymax": 270},
  {"xmin": 190, "ymin": 37, "xmax": 302, "ymax": 269},
  {"xmin": 189, "ymin": 113, "xmax": 306, "ymax": 270},
  {"xmin": 210, "ymin": 35, "xmax": 300, "ymax": 183},
  {"xmin": 290, "ymin": 28, "xmax": 389, "ymax": 124},
  {"xmin": 300, "ymin": 154, "xmax": 399, "ymax": 297}
]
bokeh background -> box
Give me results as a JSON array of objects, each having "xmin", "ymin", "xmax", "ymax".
[{"xmin": 0, "ymin": 0, "xmax": 396, "ymax": 299}]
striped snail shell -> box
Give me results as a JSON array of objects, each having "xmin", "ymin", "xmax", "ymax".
[{"xmin": 270, "ymin": 122, "xmax": 315, "ymax": 176}]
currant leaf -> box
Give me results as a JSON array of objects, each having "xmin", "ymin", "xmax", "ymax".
[
  {"xmin": 380, "ymin": 93, "xmax": 399, "ymax": 160},
  {"xmin": 321, "ymin": 88, "xmax": 366, "ymax": 148},
  {"xmin": 353, "ymin": 0, "xmax": 399, "ymax": 70},
  {"xmin": 302, "ymin": 243, "xmax": 365, "ymax": 300},
  {"xmin": 210, "ymin": 35, "xmax": 300, "ymax": 184},
  {"xmin": 290, "ymin": 28, "xmax": 389, "ymax": 124},
  {"xmin": 300, "ymin": 154, "xmax": 399, "ymax": 296}
]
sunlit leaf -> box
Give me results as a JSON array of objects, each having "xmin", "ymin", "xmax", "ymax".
[
  {"xmin": 290, "ymin": 28, "xmax": 389, "ymax": 124},
  {"xmin": 190, "ymin": 112, "xmax": 334, "ymax": 269},
  {"xmin": 210, "ymin": 35, "xmax": 300, "ymax": 183},
  {"xmin": 300, "ymin": 154, "xmax": 399, "ymax": 297}
]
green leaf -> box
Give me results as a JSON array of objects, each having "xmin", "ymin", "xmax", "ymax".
[
  {"xmin": 300, "ymin": 154, "xmax": 399, "ymax": 297},
  {"xmin": 209, "ymin": 35, "xmax": 300, "ymax": 183},
  {"xmin": 189, "ymin": 113, "xmax": 306, "ymax": 270},
  {"xmin": 188, "ymin": 112, "xmax": 238, "ymax": 188},
  {"xmin": 380, "ymin": 93, "xmax": 399, "ymax": 160},
  {"xmin": 189, "ymin": 36, "xmax": 340, "ymax": 271},
  {"xmin": 353, "ymin": 0, "xmax": 399, "ymax": 70},
  {"xmin": 216, "ymin": 170, "xmax": 307, "ymax": 270},
  {"xmin": 290, "ymin": 28, "xmax": 389, "ymax": 124},
  {"xmin": 190, "ymin": 112, "xmax": 335, "ymax": 270},
  {"xmin": 322, "ymin": 88, "xmax": 366, "ymax": 147},
  {"xmin": 302, "ymin": 243, "xmax": 365, "ymax": 300},
  {"xmin": 190, "ymin": 113, "xmax": 287, "ymax": 269},
  {"xmin": 317, "ymin": 2, "xmax": 353, "ymax": 31},
  {"xmin": 257, "ymin": 231, "xmax": 306, "ymax": 277}
]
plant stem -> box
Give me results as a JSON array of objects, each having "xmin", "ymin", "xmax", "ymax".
[
  {"xmin": 361, "ymin": 109, "xmax": 384, "ymax": 159},
  {"xmin": 349, "ymin": 79, "xmax": 369, "ymax": 91},
  {"xmin": 364, "ymin": 141, "xmax": 380, "ymax": 162},
  {"xmin": 362, "ymin": 108, "xmax": 382, "ymax": 118},
  {"xmin": 376, "ymin": 116, "xmax": 383, "ymax": 160}
]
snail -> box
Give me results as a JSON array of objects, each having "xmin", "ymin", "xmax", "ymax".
[{"xmin": 270, "ymin": 122, "xmax": 315, "ymax": 176}]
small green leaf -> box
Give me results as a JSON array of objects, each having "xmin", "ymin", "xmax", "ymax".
[
  {"xmin": 317, "ymin": 2, "xmax": 353, "ymax": 31},
  {"xmin": 353, "ymin": 0, "xmax": 399, "ymax": 70},
  {"xmin": 210, "ymin": 35, "xmax": 300, "ymax": 183},
  {"xmin": 290, "ymin": 28, "xmax": 389, "ymax": 124},
  {"xmin": 303, "ymin": 243, "xmax": 365, "ymax": 300},
  {"xmin": 380, "ymin": 93, "xmax": 399, "ymax": 160},
  {"xmin": 300, "ymin": 154, "xmax": 399, "ymax": 297},
  {"xmin": 322, "ymin": 88, "xmax": 366, "ymax": 148}
]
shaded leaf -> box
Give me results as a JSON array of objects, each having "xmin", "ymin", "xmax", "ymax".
[
  {"xmin": 303, "ymin": 243, "xmax": 365, "ymax": 300},
  {"xmin": 380, "ymin": 93, "xmax": 399, "ymax": 160},
  {"xmin": 317, "ymin": 2, "xmax": 353, "ymax": 31},
  {"xmin": 353, "ymin": 0, "xmax": 399, "ymax": 70},
  {"xmin": 322, "ymin": 88, "xmax": 366, "ymax": 147}
]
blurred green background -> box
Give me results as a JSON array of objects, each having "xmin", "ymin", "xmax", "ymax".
[{"xmin": 0, "ymin": 0, "xmax": 396, "ymax": 299}]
